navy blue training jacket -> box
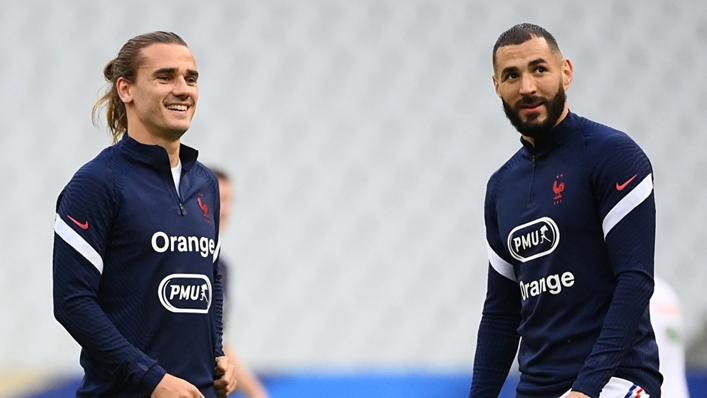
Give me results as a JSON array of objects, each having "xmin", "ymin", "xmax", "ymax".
[
  {"xmin": 53, "ymin": 135, "xmax": 224, "ymax": 397},
  {"xmin": 470, "ymin": 112, "xmax": 662, "ymax": 398}
]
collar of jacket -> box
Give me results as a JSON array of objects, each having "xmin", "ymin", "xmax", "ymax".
[
  {"xmin": 117, "ymin": 133, "xmax": 199, "ymax": 173},
  {"xmin": 520, "ymin": 110, "xmax": 579, "ymax": 158}
]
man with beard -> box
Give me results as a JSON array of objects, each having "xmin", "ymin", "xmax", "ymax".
[{"xmin": 468, "ymin": 24, "xmax": 662, "ymax": 398}]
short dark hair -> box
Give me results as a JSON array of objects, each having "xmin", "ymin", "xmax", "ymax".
[
  {"xmin": 211, "ymin": 167, "xmax": 229, "ymax": 182},
  {"xmin": 93, "ymin": 31, "xmax": 188, "ymax": 143},
  {"xmin": 493, "ymin": 23, "xmax": 561, "ymax": 69}
]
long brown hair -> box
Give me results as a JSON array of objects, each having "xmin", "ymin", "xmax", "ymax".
[{"xmin": 92, "ymin": 31, "xmax": 188, "ymax": 143}]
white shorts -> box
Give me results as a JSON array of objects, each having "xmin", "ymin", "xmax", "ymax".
[{"xmin": 559, "ymin": 377, "xmax": 650, "ymax": 398}]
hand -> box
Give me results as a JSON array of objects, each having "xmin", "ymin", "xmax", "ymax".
[
  {"xmin": 151, "ymin": 373, "xmax": 203, "ymax": 398},
  {"xmin": 223, "ymin": 343, "xmax": 269, "ymax": 398},
  {"xmin": 248, "ymin": 390, "xmax": 270, "ymax": 398},
  {"xmin": 567, "ymin": 392, "xmax": 591, "ymax": 398},
  {"xmin": 214, "ymin": 356, "xmax": 237, "ymax": 398}
]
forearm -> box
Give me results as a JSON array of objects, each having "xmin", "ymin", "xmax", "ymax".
[
  {"xmin": 469, "ymin": 267, "xmax": 522, "ymax": 397},
  {"xmin": 571, "ymin": 271, "xmax": 653, "ymax": 397},
  {"xmin": 53, "ymin": 243, "xmax": 165, "ymax": 394},
  {"xmin": 225, "ymin": 344, "xmax": 268, "ymax": 398},
  {"xmin": 235, "ymin": 370, "xmax": 269, "ymax": 398},
  {"xmin": 54, "ymin": 293, "xmax": 166, "ymax": 393},
  {"xmin": 470, "ymin": 313, "xmax": 520, "ymax": 397}
]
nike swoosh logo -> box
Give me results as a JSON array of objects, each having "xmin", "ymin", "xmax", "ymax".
[
  {"xmin": 67, "ymin": 215, "xmax": 89, "ymax": 230},
  {"xmin": 616, "ymin": 174, "xmax": 638, "ymax": 191}
]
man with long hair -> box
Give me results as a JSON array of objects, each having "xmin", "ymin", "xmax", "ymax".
[{"xmin": 53, "ymin": 31, "xmax": 236, "ymax": 398}]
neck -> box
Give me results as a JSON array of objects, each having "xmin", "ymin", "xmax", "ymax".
[
  {"xmin": 127, "ymin": 127, "xmax": 183, "ymax": 167},
  {"xmin": 522, "ymin": 135, "xmax": 535, "ymax": 146},
  {"xmin": 165, "ymin": 142, "xmax": 181, "ymax": 168},
  {"xmin": 522, "ymin": 106, "xmax": 570, "ymax": 147}
]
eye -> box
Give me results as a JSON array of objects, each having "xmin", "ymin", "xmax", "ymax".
[
  {"xmin": 535, "ymin": 66, "xmax": 547, "ymax": 73},
  {"xmin": 157, "ymin": 75, "xmax": 171, "ymax": 82},
  {"xmin": 186, "ymin": 76, "xmax": 198, "ymax": 85}
]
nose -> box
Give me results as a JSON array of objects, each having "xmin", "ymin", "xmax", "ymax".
[
  {"xmin": 172, "ymin": 76, "xmax": 192, "ymax": 97},
  {"xmin": 519, "ymin": 73, "xmax": 537, "ymax": 95}
]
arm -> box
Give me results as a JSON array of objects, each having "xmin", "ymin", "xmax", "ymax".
[
  {"xmin": 469, "ymin": 177, "xmax": 522, "ymax": 397},
  {"xmin": 212, "ymin": 173, "xmax": 226, "ymax": 359},
  {"xmin": 571, "ymin": 136, "xmax": 656, "ymax": 397},
  {"xmin": 53, "ymin": 167, "xmax": 167, "ymax": 394},
  {"xmin": 225, "ymin": 343, "xmax": 270, "ymax": 398},
  {"xmin": 210, "ymin": 175, "xmax": 236, "ymax": 397},
  {"xmin": 469, "ymin": 265, "xmax": 522, "ymax": 397},
  {"xmin": 211, "ymin": 264, "xmax": 236, "ymax": 398}
]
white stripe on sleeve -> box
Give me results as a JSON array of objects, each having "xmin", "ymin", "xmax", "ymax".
[
  {"xmin": 54, "ymin": 214, "xmax": 104, "ymax": 274},
  {"xmin": 487, "ymin": 242, "xmax": 516, "ymax": 282},
  {"xmin": 602, "ymin": 173, "xmax": 653, "ymax": 239},
  {"xmin": 213, "ymin": 238, "xmax": 221, "ymax": 263}
]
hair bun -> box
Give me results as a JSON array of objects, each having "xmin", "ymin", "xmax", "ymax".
[{"xmin": 103, "ymin": 60, "xmax": 115, "ymax": 80}]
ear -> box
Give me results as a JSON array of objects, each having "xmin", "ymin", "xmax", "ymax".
[
  {"xmin": 492, "ymin": 75, "xmax": 501, "ymax": 97},
  {"xmin": 562, "ymin": 58, "xmax": 573, "ymax": 91},
  {"xmin": 116, "ymin": 77, "xmax": 133, "ymax": 104}
]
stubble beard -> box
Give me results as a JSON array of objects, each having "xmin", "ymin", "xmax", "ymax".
[
  {"xmin": 157, "ymin": 110, "xmax": 193, "ymax": 142},
  {"xmin": 502, "ymin": 81, "xmax": 566, "ymax": 139}
]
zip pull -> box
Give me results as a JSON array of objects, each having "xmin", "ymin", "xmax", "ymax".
[
  {"xmin": 178, "ymin": 202, "xmax": 187, "ymax": 216},
  {"xmin": 527, "ymin": 155, "xmax": 537, "ymax": 208}
]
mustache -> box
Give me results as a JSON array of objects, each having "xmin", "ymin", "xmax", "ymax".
[{"xmin": 515, "ymin": 95, "xmax": 548, "ymax": 109}]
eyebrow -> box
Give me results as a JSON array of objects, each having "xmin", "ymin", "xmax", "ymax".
[
  {"xmin": 500, "ymin": 58, "xmax": 549, "ymax": 77},
  {"xmin": 528, "ymin": 58, "xmax": 549, "ymax": 67},
  {"xmin": 153, "ymin": 67, "xmax": 199, "ymax": 79},
  {"xmin": 500, "ymin": 65, "xmax": 519, "ymax": 77}
]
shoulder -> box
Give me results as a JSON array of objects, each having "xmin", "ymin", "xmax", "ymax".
[
  {"xmin": 65, "ymin": 146, "xmax": 118, "ymax": 190},
  {"xmin": 192, "ymin": 162, "xmax": 219, "ymax": 188},
  {"xmin": 57, "ymin": 146, "xmax": 119, "ymax": 211},
  {"xmin": 487, "ymin": 149, "xmax": 524, "ymax": 194},
  {"xmin": 571, "ymin": 115, "xmax": 652, "ymax": 179},
  {"xmin": 191, "ymin": 162, "xmax": 221, "ymax": 207},
  {"xmin": 574, "ymin": 115, "xmax": 645, "ymax": 155}
]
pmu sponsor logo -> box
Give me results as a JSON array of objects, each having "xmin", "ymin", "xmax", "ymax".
[
  {"xmin": 519, "ymin": 272, "xmax": 575, "ymax": 301},
  {"xmin": 507, "ymin": 217, "xmax": 560, "ymax": 262},
  {"xmin": 151, "ymin": 231, "xmax": 215, "ymax": 258},
  {"xmin": 158, "ymin": 274, "xmax": 212, "ymax": 314}
]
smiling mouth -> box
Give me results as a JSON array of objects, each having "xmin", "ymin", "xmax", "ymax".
[{"xmin": 166, "ymin": 104, "xmax": 188, "ymax": 111}]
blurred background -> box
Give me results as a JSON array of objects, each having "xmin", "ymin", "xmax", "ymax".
[{"xmin": 1, "ymin": 0, "xmax": 706, "ymax": 397}]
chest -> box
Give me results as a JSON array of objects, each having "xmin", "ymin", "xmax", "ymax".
[
  {"xmin": 110, "ymin": 170, "xmax": 218, "ymax": 260},
  {"xmin": 494, "ymin": 152, "xmax": 602, "ymax": 263}
]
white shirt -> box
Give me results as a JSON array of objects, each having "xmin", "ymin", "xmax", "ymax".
[
  {"xmin": 651, "ymin": 275, "xmax": 690, "ymax": 398},
  {"xmin": 171, "ymin": 161, "xmax": 182, "ymax": 197}
]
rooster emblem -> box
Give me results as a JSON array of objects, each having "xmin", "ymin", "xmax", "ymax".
[
  {"xmin": 197, "ymin": 194, "xmax": 210, "ymax": 219},
  {"xmin": 552, "ymin": 180, "xmax": 565, "ymax": 200}
]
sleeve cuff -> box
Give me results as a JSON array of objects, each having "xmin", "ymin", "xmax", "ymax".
[
  {"xmin": 571, "ymin": 380, "xmax": 599, "ymax": 398},
  {"xmin": 139, "ymin": 362, "xmax": 167, "ymax": 395}
]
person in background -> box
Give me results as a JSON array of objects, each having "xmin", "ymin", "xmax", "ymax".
[
  {"xmin": 651, "ymin": 275, "xmax": 690, "ymax": 398},
  {"xmin": 213, "ymin": 168, "xmax": 270, "ymax": 398}
]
